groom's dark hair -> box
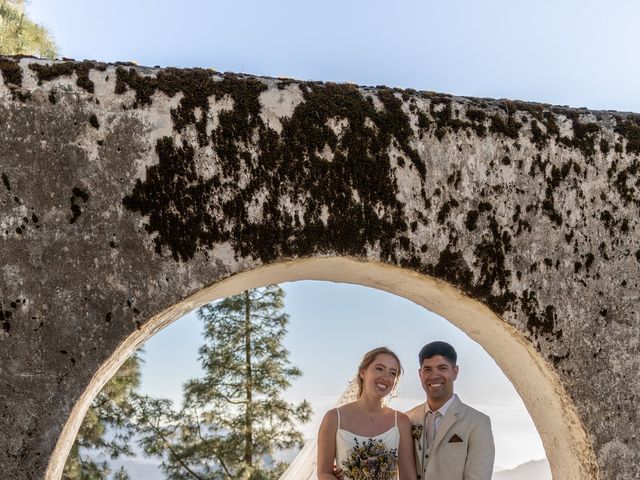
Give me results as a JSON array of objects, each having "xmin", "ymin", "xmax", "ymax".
[{"xmin": 419, "ymin": 341, "xmax": 457, "ymax": 365}]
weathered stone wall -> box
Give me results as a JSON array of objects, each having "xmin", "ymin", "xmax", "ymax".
[{"xmin": 0, "ymin": 56, "xmax": 638, "ymax": 479}]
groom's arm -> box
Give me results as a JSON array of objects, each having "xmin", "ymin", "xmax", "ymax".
[{"xmin": 463, "ymin": 414, "xmax": 495, "ymax": 480}]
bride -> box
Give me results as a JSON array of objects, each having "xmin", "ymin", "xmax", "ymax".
[{"xmin": 316, "ymin": 347, "xmax": 417, "ymax": 480}]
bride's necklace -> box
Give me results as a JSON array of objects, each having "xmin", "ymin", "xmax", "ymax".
[{"xmin": 356, "ymin": 401, "xmax": 383, "ymax": 422}]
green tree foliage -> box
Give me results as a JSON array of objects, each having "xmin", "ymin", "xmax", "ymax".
[
  {"xmin": 136, "ymin": 286, "xmax": 312, "ymax": 480},
  {"xmin": 62, "ymin": 354, "xmax": 142, "ymax": 480},
  {"xmin": 0, "ymin": 0, "xmax": 57, "ymax": 58}
]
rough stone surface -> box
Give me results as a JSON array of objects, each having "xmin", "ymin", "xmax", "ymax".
[{"xmin": 1, "ymin": 56, "xmax": 639, "ymax": 480}]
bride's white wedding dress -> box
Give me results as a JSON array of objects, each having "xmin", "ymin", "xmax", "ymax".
[
  {"xmin": 279, "ymin": 378, "xmax": 398, "ymax": 480},
  {"xmin": 335, "ymin": 408, "xmax": 400, "ymax": 468}
]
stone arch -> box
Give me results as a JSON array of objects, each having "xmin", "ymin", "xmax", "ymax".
[
  {"xmin": 2, "ymin": 56, "xmax": 639, "ymax": 479},
  {"xmin": 48, "ymin": 258, "xmax": 596, "ymax": 480}
]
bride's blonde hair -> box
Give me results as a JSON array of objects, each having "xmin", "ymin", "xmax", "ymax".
[{"xmin": 356, "ymin": 346, "xmax": 403, "ymax": 398}]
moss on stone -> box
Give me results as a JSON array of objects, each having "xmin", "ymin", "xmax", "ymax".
[
  {"xmin": 114, "ymin": 67, "xmax": 158, "ymax": 106},
  {"xmin": 416, "ymin": 110, "xmax": 431, "ymax": 130},
  {"xmin": 426, "ymin": 207, "xmax": 517, "ymax": 316},
  {"xmin": 465, "ymin": 108, "xmax": 486, "ymax": 123},
  {"xmin": 0, "ymin": 58, "xmax": 33, "ymax": 101},
  {"xmin": 29, "ymin": 60, "xmax": 107, "ymax": 93},
  {"xmin": 123, "ymin": 79, "xmax": 426, "ymax": 262},
  {"xmin": 88, "ymin": 114, "xmax": 100, "ymax": 129},
  {"xmin": 520, "ymin": 290, "xmax": 562, "ymax": 339},
  {"xmin": 614, "ymin": 116, "xmax": 640, "ymax": 155},
  {"xmin": 541, "ymin": 194, "xmax": 562, "ymax": 226},
  {"xmin": 560, "ymin": 116, "xmax": 600, "ymax": 157},
  {"xmin": 429, "ymin": 98, "xmax": 486, "ymax": 139},
  {"xmin": 490, "ymin": 112, "xmax": 521, "ymax": 139},
  {"xmin": 447, "ymin": 170, "xmax": 461, "ymax": 188},
  {"xmin": 465, "ymin": 210, "xmax": 479, "ymax": 231},
  {"xmin": 376, "ymin": 88, "xmax": 426, "ymax": 179},
  {"xmin": 111, "ymin": 65, "xmax": 636, "ymax": 334},
  {"xmin": 584, "ymin": 252, "xmax": 595, "ymax": 271},
  {"xmin": 69, "ymin": 187, "xmax": 90, "ymax": 224},
  {"xmin": 1, "ymin": 172, "xmax": 10, "ymax": 190},
  {"xmin": 437, "ymin": 199, "xmax": 459, "ymax": 224},
  {"xmin": 115, "ymin": 67, "xmax": 269, "ymax": 147},
  {"xmin": 430, "ymin": 246, "xmax": 474, "ymax": 291},
  {"xmin": 530, "ymin": 120, "xmax": 548, "ymax": 147},
  {"xmin": 478, "ymin": 201, "xmax": 492, "ymax": 212},
  {"xmin": 0, "ymin": 58, "xmax": 22, "ymax": 86},
  {"xmin": 612, "ymin": 160, "xmax": 639, "ymax": 205}
]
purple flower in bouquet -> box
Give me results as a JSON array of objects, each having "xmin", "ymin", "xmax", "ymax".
[{"xmin": 342, "ymin": 437, "xmax": 398, "ymax": 480}]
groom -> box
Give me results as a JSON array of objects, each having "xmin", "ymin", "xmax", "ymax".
[{"xmin": 406, "ymin": 341, "xmax": 495, "ymax": 480}]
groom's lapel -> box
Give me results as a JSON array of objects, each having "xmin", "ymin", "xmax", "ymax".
[
  {"xmin": 431, "ymin": 396, "xmax": 462, "ymax": 451},
  {"xmin": 419, "ymin": 404, "xmax": 427, "ymax": 472},
  {"xmin": 409, "ymin": 402, "xmax": 427, "ymax": 472}
]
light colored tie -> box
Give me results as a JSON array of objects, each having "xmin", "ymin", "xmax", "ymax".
[{"xmin": 425, "ymin": 411, "xmax": 438, "ymax": 449}]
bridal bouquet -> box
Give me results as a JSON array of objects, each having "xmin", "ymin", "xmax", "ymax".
[{"xmin": 342, "ymin": 438, "xmax": 398, "ymax": 480}]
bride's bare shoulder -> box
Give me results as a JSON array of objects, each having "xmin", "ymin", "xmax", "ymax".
[
  {"xmin": 325, "ymin": 402, "xmax": 359, "ymax": 424},
  {"xmin": 319, "ymin": 408, "xmax": 339, "ymax": 433},
  {"xmin": 322, "ymin": 403, "xmax": 355, "ymax": 420},
  {"xmin": 322, "ymin": 408, "xmax": 338, "ymax": 419}
]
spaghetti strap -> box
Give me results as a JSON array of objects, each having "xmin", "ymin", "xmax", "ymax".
[
  {"xmin": 336, "ymin": 408, "xmax": 341, "ymax": 429},
  {"xmin": 394, "ymin": 410, "xmax": 398, "ymax": 427}
]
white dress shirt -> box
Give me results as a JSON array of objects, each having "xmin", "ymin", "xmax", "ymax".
[{"xmin": 426, "ymin": 393, "xmax": 457, "ymax": 432}]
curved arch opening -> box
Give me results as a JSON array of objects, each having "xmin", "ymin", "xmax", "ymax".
[{"xmin": 47, "ymin": 257, "xmax": 598, "ymax": 480}]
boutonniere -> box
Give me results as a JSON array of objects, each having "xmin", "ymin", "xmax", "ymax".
[{"xmin": 411, "ymin": 424, "xmax": 424, "ymax": 441}]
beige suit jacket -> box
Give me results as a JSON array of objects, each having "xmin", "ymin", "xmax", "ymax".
[{"xmin": 406, "ymin": 396, "xmax": 494, "ymax": 480}]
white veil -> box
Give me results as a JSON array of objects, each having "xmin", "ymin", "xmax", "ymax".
[{"xmin": 278, "ymin": 376, "xmax": 361, "ymax": 480}]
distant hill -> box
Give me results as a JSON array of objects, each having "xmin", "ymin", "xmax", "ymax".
[
  {"xmin": 493, "ymin": 459, "xmax": 551, "ymax": 480},
  {"xmin": 108, "ymin": 448, "xmax": 551, "ymax": 480},
  {"xmin": 107, "ymin": 445, "xmax": 301, "ymax": 479}
]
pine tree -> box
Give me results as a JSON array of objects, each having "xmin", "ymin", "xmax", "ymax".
[
  {"xmin": 0, "ymin": 0, "xmax": 57, "ymax": 58},
  {"xmin": 136, "ymin": 286, "xmax": 311, "ymax": 480},
  {"xmin": 63, "ymin": 354, "xmax": 142, "ymax": 480}
]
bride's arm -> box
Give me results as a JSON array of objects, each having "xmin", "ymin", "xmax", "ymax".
[
  {"xmin": 317, "ymin": 409, "xmax": 340, "ymax": 480},
  {"xmin": 397, "ymin": 412, "xmax": 418, "ymax": 480}
]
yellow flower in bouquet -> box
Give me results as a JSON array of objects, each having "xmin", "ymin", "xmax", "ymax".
[{"xmin": 342, "ymin": 437, "xmax": 398, "ymax": 480}]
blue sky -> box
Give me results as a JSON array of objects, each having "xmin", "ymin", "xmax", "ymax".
[
  {"xmin": 28, "ymin": 0, "xmax": 640, "ymax": 112},
  {"xmin": 25, "ymin": 0, "xmax": 640, "ymax": 472}
]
